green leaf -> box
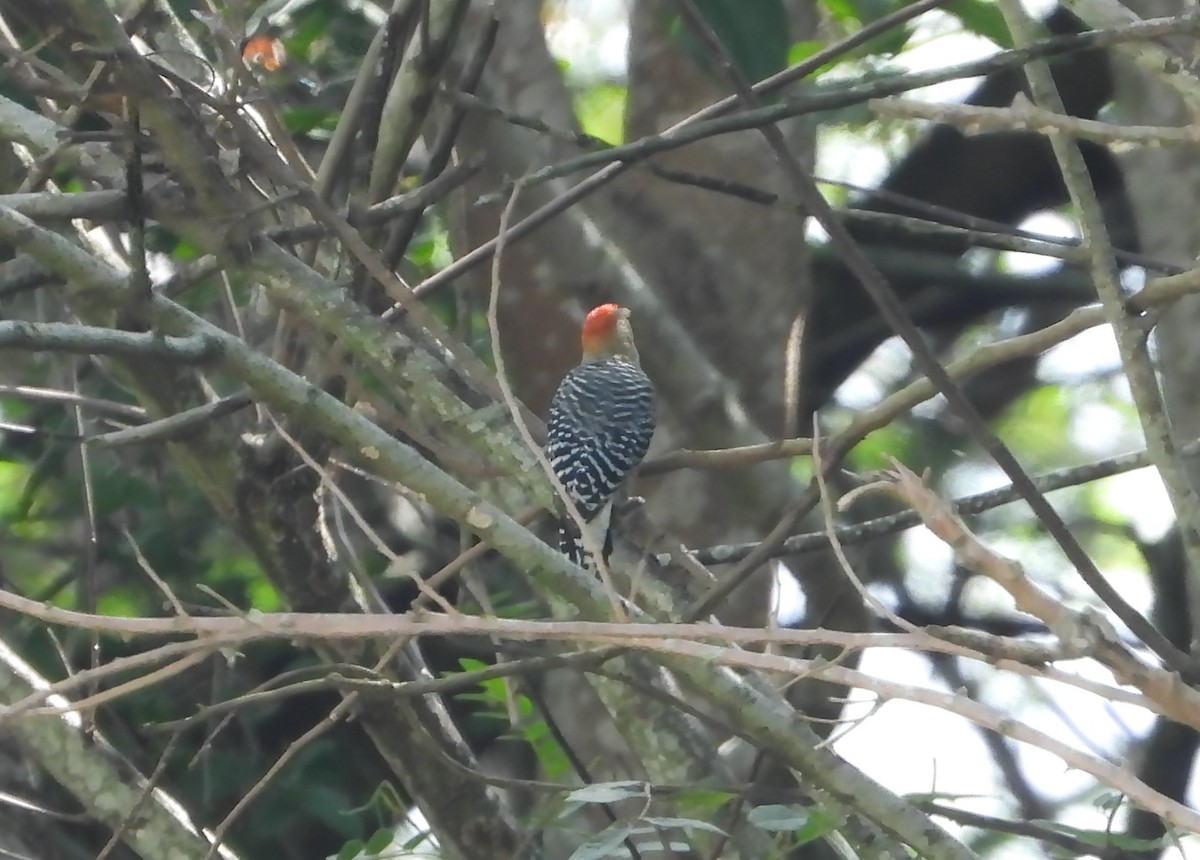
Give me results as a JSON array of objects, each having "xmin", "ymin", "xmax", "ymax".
[
  {"xmin": 815, "ymin": 0, "xmax": 919, "ymax": 57},
  {"xmin": 819, "ymin": 0, "xmax": 860, "ymax": 24},
  {"xmin": 748, "ymin": 804, "xmax": 811, "ymax": 832},
  {"xmin": 995, "ymin": 384, "xmax": 1071, "ymax": 470},
  {"xmin": 401, "ymin": 829, "xmax": 433, "ymax": 850},
  {"xmin": 335, "ymin": 839, "xmax": 364, "ymax": 860},
  {"xmin": 342, "ymin": 780, "xmax": 404, "ymax": 821},
  {"xmin": 674, "ymin": 787, "xmax": 736, "ymax": 817},
  {"xmin": 786, "ymin": 40, "xmax": 823, "ymax": 66},
  {"xmin": 791, "ymin": 806, "xmax": 838, "ymax": 845},
  {"xmin": 363, "ymin": 827, "xmax": 393, "ymax": 855},
  {"xmin": 675, "ymin": 0, "xmax": 791, "ymax": 85},
  {"xmin": 567, "ymin": 824, "xmax": 634, "ymax": 860},
  {"xmin": 565, "ymin": 781, "xmax": 645, "ymax": 804},
  {"xmin": 282, "ymin": 106, "xmax": 339, "ymax": 136},
  {"xmin": 851, "ymin": 422, "xmax": 914, "ymax": 471},
  {"xmin": 945, "ymin": 0, "xmax": 1013, "ymax": 48},
  {"xmin": 575, "ymin": 84, "xmax": 626, "ymax": 145},
  {"xmin": 524, "ymin": 718, "xmax": 570, "ymax": 779}
]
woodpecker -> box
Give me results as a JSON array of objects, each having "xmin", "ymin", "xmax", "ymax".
[{"xmin": 546, "ymin": 303, "xmax": 656, "ymax": 572}]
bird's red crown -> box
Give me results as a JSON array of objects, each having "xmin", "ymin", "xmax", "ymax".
[{"xmin": 581, "ymin": 303, "xmax": 624, "ymax": 356}]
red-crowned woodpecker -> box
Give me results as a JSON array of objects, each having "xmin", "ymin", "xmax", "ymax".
[{"xmin": 545, "ymin": 304, "xmax": 657, "ymax": 572}]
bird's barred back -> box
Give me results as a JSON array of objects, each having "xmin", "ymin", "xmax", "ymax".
[{"xmin": 546, "ymin": 358, "xmax": 655, "ymax": 519}]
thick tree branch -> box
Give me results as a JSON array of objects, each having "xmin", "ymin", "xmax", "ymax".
[{"xmin": 0, "ymin": 320, "xmax": 217, "ymax": 362}]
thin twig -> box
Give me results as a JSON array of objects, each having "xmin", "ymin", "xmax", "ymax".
[
  {"xmin": 676, "ymin": 435, "xmax": 1200, "ymax": 566},
  {"xmin": 873, "ymin": 94, "xmax": 1200, "ymax": 146},
  {"xmin": 88, "ymin": 394, "xmax": 251, "ymax": 448}
]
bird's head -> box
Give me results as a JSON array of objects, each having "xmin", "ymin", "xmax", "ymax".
[{"xmin": 581, "ymin": 303, "xmax": 639, "ymax": 364}]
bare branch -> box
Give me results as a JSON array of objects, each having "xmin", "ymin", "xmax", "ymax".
[
  {"xmin": 0, "ymin": 320, "xmax": 216, "ymax": 362},
  {"xmin": 873, "ymin": 94, "xmax": 1200, "ymax": 146},
  {"xmin": 679, "ymin": 434, "xmax": 1200, "ymax": 565}
]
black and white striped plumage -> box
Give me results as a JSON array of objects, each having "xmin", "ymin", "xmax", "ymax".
[{"xmin": 546, "ymin": 356, "xmax": 656, "ymax": 571}]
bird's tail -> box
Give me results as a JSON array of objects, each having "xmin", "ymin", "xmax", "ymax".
[{"xmin": 559, "ymin": 501, "xmax": 614, "ymax": 574}]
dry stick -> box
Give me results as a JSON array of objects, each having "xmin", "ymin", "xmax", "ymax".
[
  {"xmin": 0, "ymin": 603, "xmax": 1086, "ymax": 695},
  {"xmin": 868, "ymin": 461, "xmax": 1200, "ymax": 750},
  {"xmin": 0, "ymin": 635, "xmax": 245, "ymax": 719},
  {"xmin": 0, "ymin": 384, "xmax": 144, "ymax": 420},
  {"xmin": 680, "ymin": 435, "xmax": 1200, "ymax": 567},
  {"xmin": 675, "ymin": 0, "xmax": 1191, "ymax": 676},
  {"xmin": 0, "ymin": 587, "xmax": 1070, "ymax": 651},
  {"xmin": 0, "ymin": 590, "xmax": 1157, "ymax": 720},
  {"xmin": 486, "ymin": 180, "xmax": 626, "ymax": 616},
  {"xmin": 18, "ymin": 604, "xmax": 1132, "ymax": 710},
  {"xmin": 781, "ymin": 312, "xmax": 805, "ymax": 442},
  {"xmin": 813, "ymin": 429, "xmax": 916, "ymax": 635},
  {"xmin": 918, "ymin": 802, "xmax": 1136, "ymax": 859},
  {"xmin": 26, "ymin": 651, "xmax": 212, "ymax": 716},
  {"xmin": 873, "ymin": 95, "xmax": 1200, "ymax": 145},
  {"xmin": 122, "ymin": 528, "xmax": 188, "ymax": 617}
]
